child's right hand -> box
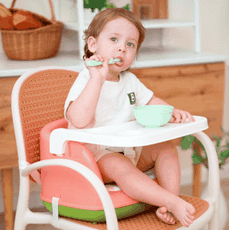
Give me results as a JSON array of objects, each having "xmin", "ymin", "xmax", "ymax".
[{"xmin": 85, "ymin": 55, "xmax": 109, "ymax": 83}]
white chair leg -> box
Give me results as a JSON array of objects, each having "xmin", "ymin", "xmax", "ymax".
[
  {"xmin": 193, "ymin": 132, "xmax": 220, "ymax": 230},
  {"xmin": 14, "ymin": 175, "xmax": 30, "ymax": 230}
]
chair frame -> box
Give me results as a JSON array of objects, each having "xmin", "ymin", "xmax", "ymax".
[{"xmin": 11, "ymin": 66, "xmax": 220, "ymax": 230}]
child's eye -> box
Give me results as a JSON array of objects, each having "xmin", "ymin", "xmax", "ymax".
[
  {"xmin": 111, "ymin": 37, "xmax": 118, "ymax": 42},
  {"xmin": 127, "ymin": 42, "xmax": 135, "ymax": 47}
]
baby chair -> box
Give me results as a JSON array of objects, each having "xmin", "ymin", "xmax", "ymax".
[{"xmin": 12, "ymin": 66, "xmax": 220, "ymax": 230}]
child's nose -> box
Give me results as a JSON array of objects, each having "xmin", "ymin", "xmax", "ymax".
[{"xmin": 118, "ymin": 45, "xmax": 126, "ymax": 53}]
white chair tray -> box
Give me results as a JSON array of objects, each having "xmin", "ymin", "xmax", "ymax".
[{"xmin": 50, "ymin": 116, "xmax": 208, "ymax": 155}]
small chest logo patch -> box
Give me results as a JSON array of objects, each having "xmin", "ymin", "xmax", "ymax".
[{"xmin": 127, "ymin": 92, "xmax": 136, "ymax": 105}]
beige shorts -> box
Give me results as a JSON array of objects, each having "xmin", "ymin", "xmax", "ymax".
[{"xmin": 84, "ymin": 143, "xmax": 142, "ymax": 166}]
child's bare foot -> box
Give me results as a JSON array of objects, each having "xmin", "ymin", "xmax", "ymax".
[
  {"xmin": 167, "ymin": 196, "xmax": 195, "ymax": 227},
  {"xmin": 156, "ymin": 207, "xmax": 176, "ymax": 224}
]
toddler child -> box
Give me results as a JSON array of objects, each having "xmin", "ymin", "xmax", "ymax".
[{"xmin": 65, "ymin": 8, "xmax": 196, "ymax": 227}]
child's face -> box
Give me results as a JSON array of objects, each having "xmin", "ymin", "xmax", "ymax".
[{"xmin": 90, "ymin": 17, "xmax": 139, "ymax": 72}]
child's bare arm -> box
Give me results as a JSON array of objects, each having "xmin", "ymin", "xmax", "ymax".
[
  {"xmin": 147, "ymin": 96, "xmax": 195, "ymax": 123},
  {"xmin": 66, "ymin": 77, "xmax": 104, "ymax": 128},
  {"xmin": 66, "ymin": 55, "xmax": 109, "ymax": 129},
  {"xmin": 147, "ymin": 95, "xmax": 170, "ymax": 106}
]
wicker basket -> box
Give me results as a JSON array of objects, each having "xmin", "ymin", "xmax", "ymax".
[{"xmin": 1, "ymin": 0, "xmax": 63, "ymax": 60}]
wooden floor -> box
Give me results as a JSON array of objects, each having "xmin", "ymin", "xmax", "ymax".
[{"xmin": 0, "ymin": 178, "xmax": 229, "ymax": 230}]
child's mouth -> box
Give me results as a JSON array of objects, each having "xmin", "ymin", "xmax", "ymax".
[{"xmin": 114, "ymin": 57, "xmax": 124, "ymax": 66}]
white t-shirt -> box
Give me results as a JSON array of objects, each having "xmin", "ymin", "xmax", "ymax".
[{"xmin": 64, "ymin": 68, "xmax": 153, "ymax": 129}]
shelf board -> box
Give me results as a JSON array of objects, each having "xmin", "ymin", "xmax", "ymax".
[
  {"xmin": 133, "ymin": 47, "xmax": 228, "ymax": 68},
  {"xmin": 0, "ymin": 51, "xmax": 84, "ymax": 77},
  {"xmin": 0, "ymin": 47, "xmax": 227, "ymax": 77},
  {"xmin": 141, "ymin": 19, "xmax": 196, "ymax": 29},
  {"xmin": 63, "ymin": 19, "xmax": 196, "ymax": 31}
]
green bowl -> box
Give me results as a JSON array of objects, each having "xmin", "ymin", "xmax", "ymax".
[{"xmin": 133, "ymin": 105, "xmax": 174, "ymax": 128}]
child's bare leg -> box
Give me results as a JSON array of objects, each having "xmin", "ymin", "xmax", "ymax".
[
  {"xmin": 138, "ymin": 141, "xmax": 195, "ymax": 226},
  {"xmin": 97, "ymin": 152, "xmax": 195, "ymax": 227},
  {"xmin": 138, "ymin": 141, "xmax": 181, "ymax": 194}
]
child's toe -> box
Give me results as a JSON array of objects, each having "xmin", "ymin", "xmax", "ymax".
[
  {"xmin": 186, "ymin": 212, "xmax": 194, "ymax": 220},
  {"xmin": 184, "ymin": 219, "xmax": 191, "ymax": 227},
  {"xmin": 187, "ymin": 204, "xmax": 196, "ymax": 214}
]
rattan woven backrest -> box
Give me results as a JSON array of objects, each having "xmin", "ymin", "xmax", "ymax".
[{"xmin": 18, "ymin": 69, "xmax": 78, "ymax": 164}]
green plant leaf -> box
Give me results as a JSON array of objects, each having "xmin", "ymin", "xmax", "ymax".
[
  {"xmin": 212, "ymin": 135, "xmax": 221, "ymax": 148},
  {"xmin": 107, "ymin": 3, "xmax": 115, "ymax": 8},
  {"xmin": 123, "ymin": 4, "xmax": 130, "ymax": 10},
  {"xmin": 180, "ymin": 135, "xmax": 195, "ymax": 150},
  {"xmin": 219, "ymin": 149, "xmax": 229, "ymax": 159},
  {"xmin": 192, "ymin": 151, "xmax": 203, "ymax": 164},
  {"xmin": 220, "ymin": 157, "xmax": 225, "ymax": 165},
  {"xmin": 180, "ymin": 124, "xmax": 229, "ymax": 169},
  {"xmin": 84, "ymin": 0, "xmax": 108, "ymax": 11}
]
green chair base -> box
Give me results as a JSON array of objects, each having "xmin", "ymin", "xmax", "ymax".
[{"xmin": 43, "ymin": 201, "xmax": 152, "ymax": 222}]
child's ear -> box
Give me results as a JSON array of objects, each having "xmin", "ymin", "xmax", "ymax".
[{"xmin": 87, "ymin": 36, "xmax": 97, "ymax": 53}]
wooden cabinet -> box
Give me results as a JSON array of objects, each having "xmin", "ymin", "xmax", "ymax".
[
  {"xmin": 0, "ymin": 77, "xmax": 18, "ymax": 168},
  {"xmin": 0, "ymin": 77, "xmax": 18, "ymax": 230},
  {"xmin": 132, "ymin": 0, "xmax": 168, "ymax": 19},
  {"xmin": 131, "ymin": 62, "xmax": 225, "ymax": 144}
]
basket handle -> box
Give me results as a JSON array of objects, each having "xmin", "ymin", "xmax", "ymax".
[{"xmin": 10, "ymin": 0, "xmax": 56, "ymax": 21}]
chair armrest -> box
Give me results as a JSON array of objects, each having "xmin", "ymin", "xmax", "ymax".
[
  {"xmin": 50, "ymin": 116, "xmax": 209, "ymax": 155},
  {"xmin": 21, "ymin": 159, "xmax": 118, "ymax": 230},
  {"xmin": 50, "ymin": 128, "xmax": 97, "ymax": 155}
]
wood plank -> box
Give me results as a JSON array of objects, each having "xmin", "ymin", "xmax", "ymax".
[
  {"xmin": 0, "ymin": 121, "xmax": 18, "ymax": 168},
  {"xmin": 131, "ymin": 65, "xmax": 181, "ymax": 77},
  {"xmin": 131, "ymin": 63, "xmax": 225, "ymax": 139},
  {"xmin": 2, "ymin": 168, "xmax": 14, "ymax": 230},
  {"xmin": 205, "ymin": 62, "xmax": 225, "ymax": 71},
  {"xmin": 0, "ymin": 107, "xmax": 11, "ymax": 127},
  {"xmin": 0, "ymin": 77, "xmax": 18, "ymax": 103},
  {"xmin": 179, "ymin": 64, "xmax": 207, "ymax": 75},
  {"xmin": 133, "ymin": 0, "xmax": 168, "ymax": 19},
  {"xmin": 158, "ymin": 0, "xmax": 168, "ymax": 18},
  {"xmin": 131, "ymin": 63, "xmax": 225, "ymax": 78},
  {"xmin": 0, "ymin": 77, "xmax": 18, "ymax": 169},
  {"xmin": 133, "ymin": 73, "xmax": 224, "ymax": 104},
  {"xmin": 193, "ymin": 163, "xmax": 202, "ymax": 197}
]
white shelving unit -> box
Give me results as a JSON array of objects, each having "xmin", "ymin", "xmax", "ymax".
[
  {"xmin": 60, "ymin": 0, "xmax": 202, "ymax": 58},
  {"xmin": 0, "ymin": 0, "xmax": 227, "ymax": 77}
]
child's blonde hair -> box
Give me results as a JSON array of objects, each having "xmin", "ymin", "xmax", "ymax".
[{"xmin": 83, "ymin": 8, "xmax": 145, "ymax": 60}]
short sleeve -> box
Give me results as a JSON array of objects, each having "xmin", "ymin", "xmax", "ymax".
[
  {"xmin": 129, "ymin": 72, "xmax": 153, "ymax": 106},
  {"xmin": 64, "ymin": 68, "xmax": 90, "ymax": 119}
]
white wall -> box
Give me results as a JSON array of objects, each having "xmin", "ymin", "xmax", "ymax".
[
  {"xmin": 166, "ymin": 0, "xmax": 229, "ymax": 56},
  {"xmin": 0, "ymin": 0, "xmax": 229, "ymax": 213}
]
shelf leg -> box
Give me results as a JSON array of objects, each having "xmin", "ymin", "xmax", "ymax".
[{"xmin": 193, "ymin": 0, "xmax": 201, "ymax": 52}]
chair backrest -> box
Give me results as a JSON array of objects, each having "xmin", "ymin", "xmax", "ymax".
[{"xmin": 12, "ymin": 67, "xmax": 78, "ymax": 165}]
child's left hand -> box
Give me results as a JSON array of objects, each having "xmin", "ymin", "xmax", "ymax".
[{"xmin": 170, "ymin": 108, "xmax": 195, "ymax": 123}]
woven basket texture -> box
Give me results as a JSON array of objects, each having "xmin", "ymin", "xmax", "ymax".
[
  {"xmin": 66, "ymin": 194, "xmax": 209, "ymax": 229},
  {"xmin": 1, "ymin": 0, "xmax": 63, "ymax": 60},
  {"xmin": 19, "ymin": 69, "xmax": 78, "ymax": 165}
]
